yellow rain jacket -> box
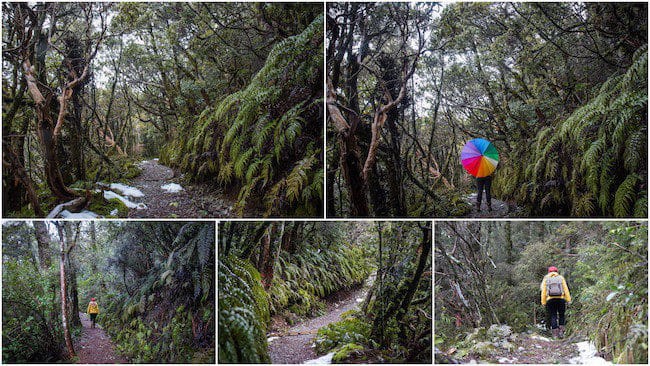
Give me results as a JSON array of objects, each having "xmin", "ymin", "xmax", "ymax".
[
  {"xmin": 87, "ymin": 301, "xmax": 99, "ymax": 314},
  {"xmin": 540, "ymin": 272, "xmax": 571, "ymax": 305}
]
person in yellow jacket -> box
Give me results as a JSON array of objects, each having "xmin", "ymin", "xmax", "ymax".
[
  {"xmin": 540, "ymin": 266, "xmax": 571, "ymax": 338},
  {"xmin": 87, "ymin": 297, "xmax": 99, "ymax": 328}
]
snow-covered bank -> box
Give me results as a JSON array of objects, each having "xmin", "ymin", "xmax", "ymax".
[
  {"xmin": 109, "ymin": 183, "xmax": 144, "ymax": 197},
  {"xmin": 569, "ymin": 341, "xmax": 611, "ymax": 365},
  {"xmin": 104, "ymin": 190, "xmax": 147, "ymax": 210},
  {"xmin": 60, "ymin": 210, "xmax": 99, "ymax": 219},
  {"xmin": 303, "ymin": 352, "xmax": 334, "ymax": 364}
]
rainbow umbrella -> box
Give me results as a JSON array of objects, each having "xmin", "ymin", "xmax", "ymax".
[{"xmin": 460, "ymin": 138, "xmax": 499, "ymax": 178}]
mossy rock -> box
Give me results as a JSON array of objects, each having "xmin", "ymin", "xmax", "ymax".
[
  {"xmin": 332, "ymin": 343, "xmax": 365, "ymax": 363},
  {"xmin": 87, "ymin": 191, "xmax": 130, "ymax": 217},
  {"xmin": 470, "ymin": 341, "xmax": 497, "ymax": 356}
]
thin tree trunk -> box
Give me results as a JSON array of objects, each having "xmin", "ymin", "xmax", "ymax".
[{"xmin": 55, "ymin": 222, "xmax": 76, "ymax": 358}]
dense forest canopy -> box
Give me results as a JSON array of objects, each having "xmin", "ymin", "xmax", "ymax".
[
  {"xmin": 2, "ymin": 220, "xmax": 215, "ymax": 363},
  {"xmin": 3, "ymin": 2, "xmax": 323, "ymax": 218},
  {"xmin": 218, "ymin": 221, "xmax": 432, "ymax": 363},
  {"xmin": 327, "ymin": 2, "xmax": 647, "ymax": 217},
  {"xmin": 435, "ymin": 221, "xmax": 647, "ymax": 364}
]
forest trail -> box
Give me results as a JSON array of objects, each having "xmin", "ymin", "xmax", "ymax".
[
  {"xmin": 268, "ymin": 285, "xmax": 368, "ymax": 364},
  {"xmin": 452, "ymin": 327, "xmax": 610, "ymax": 365},
  {"xmin": 75, "ymin": 312, "xmax": 127, "ymax": 364},
  {"xmin": 464, "ymin": 193, "xmax": 521, "ymax": 218},
  {"xmin": 127, "ymin": 159, "xmax": 233, "ymax": 218}
]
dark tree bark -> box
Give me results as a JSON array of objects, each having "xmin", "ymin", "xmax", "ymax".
[{"xmin": 33, "ymin": 221, "xmax": 51, "ymax": 271}]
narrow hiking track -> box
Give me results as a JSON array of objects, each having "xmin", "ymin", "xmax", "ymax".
[
  {"xmin": 127, "ymin": 159, "xmax": 233, "ymax": 218},
  {"xmin": 75, "ymin": 312, "xmax": 126, "ymax": 364},
  {"xmin": 453, "ymin": 326, "xmax": 610, "ymax": 365},
  {"xmin": 464, "ymin": 193, "xmax": 522, "ymax": 218},
  {"xmin": 268, "ymin": 285, "xmax": 368, "ymax": 364}
]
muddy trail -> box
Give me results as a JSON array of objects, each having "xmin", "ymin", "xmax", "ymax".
[
  {"xmin": 127, "ymin": 159, "xmax": 234, "ymax": 218},
  {"xmin": 463, "ymin": 193, "xmax": 523, "ymax": 218},
  {"xmin": 267, "ymin": 285, "xmax": 368, "ymax": 364},
  {"xmin": 75, "ymin": 312, "xmax": 127, "ymax": 364}
]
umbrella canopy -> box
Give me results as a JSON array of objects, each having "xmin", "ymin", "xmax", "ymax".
[{"xmin": 460, "ymin": 138, "xmax": 499, "ymax": 178}]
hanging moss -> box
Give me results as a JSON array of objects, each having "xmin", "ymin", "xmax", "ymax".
[
  {"xmin": 163, "ymin": 15, "xmax": 324, "ymax": 217},
  {"xmin": 218, "ymin": 256, "xmax": 271, "ymax": 363},
  {"xmin": 494, "ymin": 44, "xmax": 648, "ymax": 217}
]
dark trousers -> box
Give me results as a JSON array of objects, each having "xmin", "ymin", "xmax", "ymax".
[
  {"xmin": 546, "ymin": 298, "xmax": 566, "ymax": 329},
  {"xmin": 90, "ymin": 313, "xmax": 97, "ymax": 327},
  {"xmin": 476, "ymin": 176, "xmax": 492, "ymax": 206}
]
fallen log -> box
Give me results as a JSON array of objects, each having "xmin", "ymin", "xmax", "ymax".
[{"xmin": 46, "ymin": 197, "xmax": 88, "ymax": 219}]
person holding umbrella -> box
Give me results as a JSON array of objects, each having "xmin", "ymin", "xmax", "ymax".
[{"xmin": 460, "ymin": 138, "xmax": 499, "ymax": 212}]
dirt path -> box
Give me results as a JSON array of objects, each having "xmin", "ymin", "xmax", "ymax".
[
  {"xmin": 463, "ymin": 193, "xmax": 522, "ymax": 218},
  {"xmin": 455, "ymin": 330, "xmax": 610, "ymax": 364},
  {"xmin": 75, "ymin": 313, "xmax": 126, "ymax": 364},
  {"xmin": 268, "ymin": 286, "xmax": 368, "ymax": 364},
  {"xmin": 127, "ymin": 159, "xmax": 233, "ymax": 218}
]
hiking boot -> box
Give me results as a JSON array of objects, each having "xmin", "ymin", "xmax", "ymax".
[
  {"xmin": 559, "ymin": 325, "xmax": 565, "ymax": 338},
  {"xmin": 552, "ymin": 328, "xmax": 560, "ymax": 338},
  {"xmin": 487, "ymin": 203, "xmax": 492, "ymax": 212},
  {"xmin": 476, "ymin": 202, "xmax": 481, "ymax": 211}
]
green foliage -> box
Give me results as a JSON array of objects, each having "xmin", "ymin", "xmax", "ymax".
[
  {"xmin": 218, "ymin": 256, "xmax": 270, "ymax": 363},
  {"xmin": 314, "ymin": 311, "xmax": 372, "ymax": 355},
  {"xmin": 572, "ymin": 224, "xmax": 648, "ymax": 363},
  {"xmin": 268, "ymin": 245, "xmax": 373, "ymax": 316},
  {"xmin": 495, "ymin": 44, "xmax": 648, "ymax": 217},
  {"xmin": 165, "ymin": 15, "xmax": 324, "ymax": 217},
  {"xmin": 2, "ymin": 260, "xmax": 64, "ymax": 363},
  {"xmin": 103, "ymin": 222, "xmax": 215, "ymax": 363}
]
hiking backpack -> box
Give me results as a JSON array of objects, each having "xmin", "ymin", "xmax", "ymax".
[{"xmin": 546, "ymin": 276, "xmax": 564, "ymax": 296}]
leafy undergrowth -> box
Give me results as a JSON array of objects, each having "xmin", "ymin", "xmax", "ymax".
[
  {"xmin": 162, "ymin": 15, "xmax": 324, "ymax": 217},
  {"xmin": 218, "ymin": 256, "xmax": 270, "ymax": 363},
  {"xmin": 102, "ymin": 223, "xmax": 215, "ymax": 363},
  {"xmin": 269, "ymin": 245, "xmax": 374, "ymax": 319}
]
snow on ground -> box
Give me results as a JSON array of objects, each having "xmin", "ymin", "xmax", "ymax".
[
  {"xmin": 160, "ymin": 183, "xmax": 184, "ymax": 193},
  {"xmin": 303, "ymin": 352, "xmax": 335, "ymax": 364},
  {"xmin": 109, "ymin": 183, "xmax": 144, "ymax": 197},
  {"xmin": 569, "ymin": 341, "xmax": 611, "ymax": 365},
  {"xmin": 498, "ymin": 357, "xmax": 518, "ymax": 363},
  {"xmin": 530, "ymin": 334, "xmax": 552, "ymax": 342},
  {"xmin": 356, "ymin": 298, "xmax": 364, "ymax": 303},
  {"xmin": 110, "ymin": 209, "xmax": 119, "ymax": 216},
  {"xmin": 104, "ymin": 191, "xmax": 147, "ymax": 210},
  {"xmin": 60, "ymin": 210, "xmax": 99, "ymax": 219},
  {"xmin": 267, "ymin": 337, "xmax": 279, "ymax": 343}
]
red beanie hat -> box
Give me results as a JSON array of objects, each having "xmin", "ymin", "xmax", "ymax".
[
  {"xmin": 91, "ymin": 298, "xmax": 96, "ymax": 301},
  {"xmin": 548, "ymin": 266, "xmax": 558, "ymax": 273}
]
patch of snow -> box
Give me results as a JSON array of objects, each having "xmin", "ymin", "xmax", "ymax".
[
  {"xmin": 267, "ymin": 336, "xmax": 279, "ymax": 343},
  {"xmin": 303, "ymin": 352, "xmax": 334, "ymax": 364},
  {"xmin": 530, "ymin": 334, "xmax": 552, "ymax": 342},
  {"xmin": 110, "ymin": 209, "xmax": 119, "ymax": 216},
  {"xmin": 161, "ymin": 183, "xmax": 184, "ymax": 193},
  {"xmin": 60, "ymin": 210, "xmax": 99, "ymax": 219},
  {"xmin": 498, "ymin": 357, "xmax": 518, "ymax": 363},
  {"xmin": 356, "ymin": 298, "xmax": 364, "ymax": 303},
  {"xmin": 569, "ymin": 341, "xmax": 611, "ymax": 365},
  {"xmin": 153, "ymin": 158, "xmax": 159, "ymax": 162},
  {"xmin": 109, "ymin": 183, "xmax": 144, "ymax": 198},
  {"xmin": 467, "ymin": 360, "xmax": 477, "ymax": 364},
  {"xmin": 104, "ymin": 191, "xmax": 147, "ymax": 210}
]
